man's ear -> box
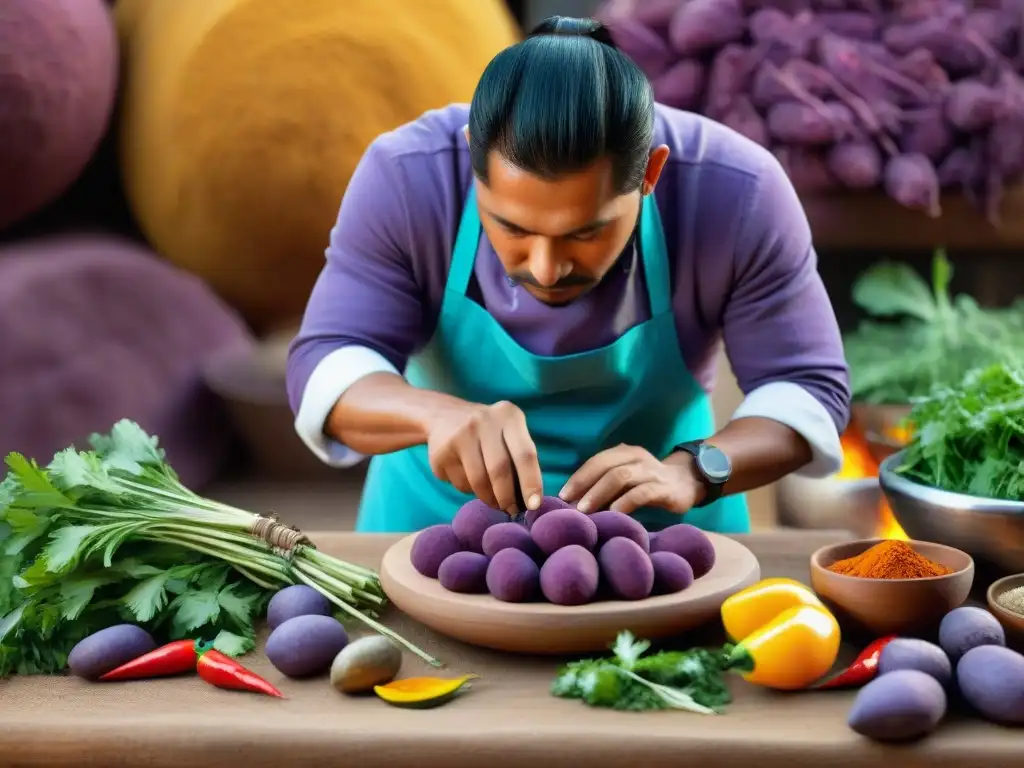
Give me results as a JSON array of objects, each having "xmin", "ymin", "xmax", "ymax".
[
  {"xmin": 463, "ymin": 125, "xmax": 470, "ymax": 145},
  {"xmin": 643, "ymin": 145, "xmax": 670, "ymax": 196}
]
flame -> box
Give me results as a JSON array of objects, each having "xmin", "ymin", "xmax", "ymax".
[{"xmin": 837, "ymin": 424, "xmax": 908, "ymax": 540}]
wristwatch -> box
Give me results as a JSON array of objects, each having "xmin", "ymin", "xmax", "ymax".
[{"xmin": 671, "ymin": 440, "xmax": 732, "ymax": 508}]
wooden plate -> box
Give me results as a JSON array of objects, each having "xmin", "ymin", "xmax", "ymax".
[{"xmin": 380, "ymin": 532, "xmax": 761, "ymax": 655}]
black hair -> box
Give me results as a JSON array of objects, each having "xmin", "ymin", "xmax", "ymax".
[{"xmin": 468, "ymin": 16, "xmax": 655, "ymax": 194}]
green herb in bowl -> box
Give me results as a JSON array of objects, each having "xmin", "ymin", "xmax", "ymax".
[{"xmin": 895, "ymin": 363, "xmax": 1024, "ymax": 501}]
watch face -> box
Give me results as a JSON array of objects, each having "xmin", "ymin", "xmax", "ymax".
[{"xmin": 698, "ymin": 444, "xmax": 732, "ymax": 482}]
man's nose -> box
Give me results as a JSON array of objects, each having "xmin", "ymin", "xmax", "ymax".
[{"xmin": 527, "ymin": 238, "xmax": 565, "ymax": 288}]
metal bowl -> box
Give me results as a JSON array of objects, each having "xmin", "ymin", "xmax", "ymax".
[
  {"xmin": 879, "ymin": 451, "xmax": 1024, "ymax": 572},
  {"xmin": 775, "ymin": 474, "xmax": 882, "ymax": 537}
]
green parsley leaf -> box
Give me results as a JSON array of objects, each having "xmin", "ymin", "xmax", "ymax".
[
  {"xmin": 122, "ymin": 573, "xmax": 172, "ymax": 622},
  {"xmin": 212, "ymin": 630, "xmax": 254, "ymax": 657},
  {"xmin": 43, "ymin": 525, "xmax": 106, "ymax": 573},
  {"xmin": 59, "ymin": 577, "xmax": 110, "ymax": 621},
  {"xmin": 217, "ymin": 583, "xmax": 257, "ymax": 627},
  {"xmin": 90, "ymin": 420, "xmax": 165, "ymax": 476},
  {"xmin": 170, "ymin": 591, "xmax": 221, "ymax": 635},
  {"xmin": 3, "ymin": 454, "xmax": 70, "ymax": 508}
]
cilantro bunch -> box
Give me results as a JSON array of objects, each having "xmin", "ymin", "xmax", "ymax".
[
  {"xmin": 894, "ymin": 363, "xmax": 1024, "ymax": 501},
  {"xmin": 551, "ymin": 631, "xmax": 752, "ymax": 714},
  {"xmin": 843, "ymin": 250, "xmax": 1024, "ymax": 405},
  {"xmin": 0, "ymin": 420, "xmax": 438, "ymax": 675}
]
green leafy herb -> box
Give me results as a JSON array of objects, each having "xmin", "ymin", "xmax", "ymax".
[
  {"xmin": 550, "ymin": 631, "xmax": 749, "ymax": 714},
  {"xmin": 843, "ymin": 250, "xmax": 1024, "ymax": 404},
  {"xmin": 0, "ymin": 420, "xmax": 438, "ymax": 675},
  {"xmin": 895, "ymin": 363, "xmax": 1024, "ymax": 501}
]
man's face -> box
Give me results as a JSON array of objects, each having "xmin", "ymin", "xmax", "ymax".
[{"xmin": 475, "ymin": 149, "xmax": 663, "ymax": 306}]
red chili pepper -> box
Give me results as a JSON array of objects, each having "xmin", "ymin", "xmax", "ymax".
[
  {"xmin": 194, "ymin": 640, "xmax": 284, "ymax": 698},
  {"xmin": 812, "ymin": 635, "xmax": 897, "ymax": 689},
  {"xmin": 99, "ymin": 639, "xmax": 198, "ymax": 681}
]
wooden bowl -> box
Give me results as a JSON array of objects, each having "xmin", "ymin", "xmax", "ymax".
[
  {"xmin": 380, "ymin": 532, "xmax": 761, "ymax": 655},
  {"xmin": 987, "ymin": 574, "xmax": 1024, "ymax": 638},
  {"xmin": 809, "ymin": 538, "xmax": 974, "ymax": 636}
]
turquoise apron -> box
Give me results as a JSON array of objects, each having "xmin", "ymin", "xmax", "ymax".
[{"xmin": 355, "ymin": 186, "xmax": 749, "ymax": 534}]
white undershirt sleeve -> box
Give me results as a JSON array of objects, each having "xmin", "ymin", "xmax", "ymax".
[
  {"xmin": 294, "ymin": 346, "xmax": 399, "ymax": 468},
  {"xmin": 729, "ymin": 381, "xmax": 843, "ymax": 477}
]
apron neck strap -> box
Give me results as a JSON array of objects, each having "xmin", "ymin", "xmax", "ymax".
[
  {"xmin": 638, "ymin": 194, "xmax": 672, "ymax": 316},
  {"xmin": 449, "ymin": 183, "xmax": 673, "ymax": 316},
  {"xmin": 447, "ymin": 183, "xmax": 484, "ymax": 296}
]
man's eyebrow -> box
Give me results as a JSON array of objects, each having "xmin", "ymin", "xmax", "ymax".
[{"xmin": 487, "ymin": 212, "xmax": 614, "ymax": 237}]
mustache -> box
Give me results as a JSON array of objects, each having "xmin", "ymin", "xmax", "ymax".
[
  {"xmin": 507, "ymin": 272, "xmax": 596, "ymax": 289},
  {"xmin": 506, "ymin": 201, "xmax": 645, "ymax": 291}
]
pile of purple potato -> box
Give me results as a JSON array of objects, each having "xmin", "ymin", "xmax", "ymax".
[
  {"xmin": 410, "ymin": 497, "xmax": 716, "ymax": 605},
  {"xmin": 597, "ymin": 0, "xmax": 1024, "ymax": 223}
]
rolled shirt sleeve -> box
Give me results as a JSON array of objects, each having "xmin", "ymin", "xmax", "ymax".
[
  {"xmin": 286, "ymin": 138, "xmax": 429, "ymax": 467},
  {"xmin": 722, "ymin": 149, "xmax": 851, "ymax": 477}
]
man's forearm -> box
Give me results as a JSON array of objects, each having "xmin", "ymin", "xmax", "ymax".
[
  {"xmin": 325, "ymin": 372, "xmax": 471, "ymax": 455},
  {"xmin": 665, "ymin": 416, "xmax": 813, "ymax": 502}
]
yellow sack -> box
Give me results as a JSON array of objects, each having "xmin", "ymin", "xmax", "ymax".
[{"xmin": 116, "ymin": 0, "xmax": 519, "ymax": 331}]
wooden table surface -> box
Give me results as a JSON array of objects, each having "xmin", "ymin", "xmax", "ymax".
[{"xmin": 0, "ymin": 530, "xmax": 1017, "ymax": 768}]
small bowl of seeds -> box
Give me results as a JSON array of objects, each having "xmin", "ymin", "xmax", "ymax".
[{"xmin": 987, "ymin": 574, "xmax": 1024, "ymax": 637}]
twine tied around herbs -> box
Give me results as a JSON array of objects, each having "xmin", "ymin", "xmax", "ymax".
[{"xmin": 249, "ymin": 513, "xmax": 309, "ymax": 557}]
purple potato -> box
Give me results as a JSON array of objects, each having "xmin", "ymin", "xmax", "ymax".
[
  {"xmin": 669, "ymin": 0, "xmax": 747, "ymax": 56},
  {"xmin": 524, "ymin": 495, "xmax": 573, "ymax": 530},
  {"xmin": 265, "ymin": 614, "xmax": 349, "ymax": 678},
  {"xmin": 599, "ymin": 537, "xmax": 655, "ymax": 601},
  {"xmin": 589, "ymin": 510, "xmax": 650, "ymax": 552},
  {"xmin": 938, "ymin": 606, "xmax": 1005, "ymax": 662},
  {"xmin": 604, "ymin": 17, "xmax": 675, "ymax": 78},
  {"xmin": 482, "ymin": 522, "xmax": 541, "ymax": 560},
  {"xmin": 267, "ymin": 585, "xmax": 331, "ymax": 630},
  {"xmin": 649, "ymin": 531, "xmax": 660, "ymax": 548},
  {"xmin": 410, "ymin": 524, "xmax": 463, "ymax": 578},
  {"xmin": 651, "ymin": 524, "xmax": 716, "ymax": 578},
  {"xmin": 598, "ymin": 0, "xmax": 679, "ymax": 29},
  {"xmin": 68, "ymin": 625, "xmax": 156, "ymax": 681},
  {"xmin": 531, "ymin": 509, "xmax": 599, "ymax": 555},
  {"xmin": 828, "ymin": 141, "xmax": 883, "ymax": 189},
  {"xmin": 486, "ymin": 548, "xmax": 541, "ymax": 603},
  {"xmin": 652, "ymin": 59, "xmax": 706, "ymax": 111},
  {"xmin": 540, "ymin": 545, "xmax": 600, "ymax": 606},
  {"xmin": 451, "ymin": 500, "xmax": 506, "ymax": 553},
  {"xmin": 884, "ymin": 153, "xmax": 941, "ymax": 218},
  {"xmin": 650, "ymin": 551, "xmax": 695, "ymax": 594},
  {"xmin": 957, "ymin": 645, "xmax": 1024, "ymax": 725},
  {"xmin": 437, "ymin": 551, "xmax": 491, "ymax": 594},
  {"xmin": 847, "ymin": 670, "xmax": 946, "ymax": 741},
  {"xmin": 878, "ymin": 638, "xmax": 952, "ymax": 688}
]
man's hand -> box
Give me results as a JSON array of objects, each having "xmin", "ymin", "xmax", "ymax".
[
  {"xmin": 559, "ymin": 444, "xmax": 703, "ymax": 515},
  {"xmin": 425, "ymin": 400, "xmax": 543, "ymax": 516}
]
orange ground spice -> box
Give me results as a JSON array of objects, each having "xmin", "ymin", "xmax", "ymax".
[{"xmin": 827, "ymin": 540, "xmax": 952, "ymax": 579}]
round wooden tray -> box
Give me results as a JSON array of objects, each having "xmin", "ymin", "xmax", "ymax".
[{"xmin": 380, "ymin": 531, "xmax": 761, "ymax": 655}]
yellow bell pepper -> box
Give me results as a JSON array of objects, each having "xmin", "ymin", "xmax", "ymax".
[
  {"xmin": 721, "ymin": 577, "xmax": 826, "ymax": 641},
  {"xmin": 722, "ymin": 578, "xmax": 841, "ymax": 691}
]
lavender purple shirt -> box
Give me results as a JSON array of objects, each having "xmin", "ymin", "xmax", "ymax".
[{"xmin": 287, "ymin": 103, "xmax": 851, "ymax": 458}]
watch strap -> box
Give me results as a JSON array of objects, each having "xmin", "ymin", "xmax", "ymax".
[{"xmin": 672, "ymin": 440, "xmax": 725, "ymax": 508}]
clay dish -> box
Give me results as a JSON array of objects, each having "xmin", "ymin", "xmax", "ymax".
[
  {"xmin": 380, "ymin": 531, "xmax": 760, "ymax": 655},
  {"xmin": 810, "ymin": 538, "xmax": 974, "ymax": 636},
  {"xmin": 987, "ymin": 573, "xmax": 1024, "ymax": 638}
]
